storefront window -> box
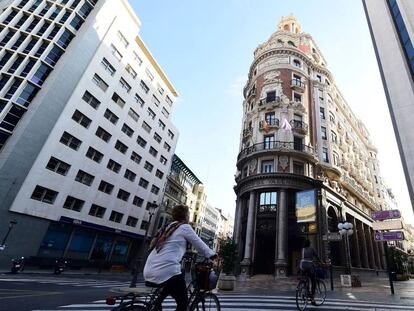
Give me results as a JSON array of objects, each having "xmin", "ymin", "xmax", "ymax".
[
  {"xmin": 259, "ymin": 192, "xmax": 277, "ymax": 212},
  {"xmin": 38, "ymin": 223, "xmax": 72, "ymax": 258},
  {"xmin": 66, "ymin": 229, "xmax": 94, "ymax": 260},
  {"xmin": 110, "ymin": 240, "xmax": 130, "ymax": 263},
  {"xmin": 91, "ymin": 235, "xmax": 113, "ymax": 261}
]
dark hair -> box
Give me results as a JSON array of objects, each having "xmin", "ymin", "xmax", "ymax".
[
  {"xmin": 304, "ymin": 239, "xmax": 311, "ymax": 248},
  {"xmin": 171, "ymin": 204, "xmax": 189, "ymax": 222}
]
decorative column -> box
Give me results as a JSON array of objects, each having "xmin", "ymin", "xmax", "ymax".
[
  {"xmin": 233, "ymin": 197, "xmax": 242, "ymax": 243},
  {"xmin": 240, "ymin": 191, "xmax": 256, "ymax": 276},
  {"xmin": 275, "ymin": 189, "xmax": 288, "ymax": 278},
  {"xmin": 358, "ymin": 221, "xmax": 370, "ymax": 268},
  {"xmin": 370, "ymin": 227, "xmax": 382, "ymax": 270},
  {"xmin": 365, "ymin": 224, "xmax": 376, "ymax": 269},
  {"xmin": 352, "ymin": 218, "xmax": 362, "ymax": 268}
]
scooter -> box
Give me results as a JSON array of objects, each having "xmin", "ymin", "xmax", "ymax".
[
  {"xmin": 11, "ymin": 257, "xmax": 25, "ymax": 274},
  {"xmin": 54, "ymin": 259, "xmax": 67, "ymax": 274}
]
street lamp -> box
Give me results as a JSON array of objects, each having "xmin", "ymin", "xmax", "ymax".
[
  {"xmin": 338, "ymin": 221, "xmax": 354, "ymax": 275},
  {"xmin": 130, "ymin": 201, "xmax": 158, "ymax": 288},
  {"xmin": 0, "ymin": 220, "xmax": 17, "ymax": 251}
]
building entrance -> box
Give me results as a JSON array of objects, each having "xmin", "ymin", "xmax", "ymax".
[{"xmin": 254, "ymin": 217, "xmax": 276, "ymax": 274}]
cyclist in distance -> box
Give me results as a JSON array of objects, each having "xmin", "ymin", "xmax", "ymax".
[
  {"xmin": 143, "ymin": 204, "xmax": 216, "ymax": 311},
  {"xmin": 299, "ymin": 239, "xmax": 321, "ymax": 305}
]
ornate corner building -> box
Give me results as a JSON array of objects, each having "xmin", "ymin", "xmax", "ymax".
[{"xmin": 233, "ymin": 15, "xmax": 389, "ymax": 277}]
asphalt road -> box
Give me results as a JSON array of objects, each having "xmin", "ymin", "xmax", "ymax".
[{"xmin": 0, "ymin": 273, "xmax": 135, "ymax": 311}]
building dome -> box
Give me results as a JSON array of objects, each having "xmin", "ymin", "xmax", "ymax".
[{"xmin": 278, "ymin": 14, "xmax": 302, "ymax": 34}]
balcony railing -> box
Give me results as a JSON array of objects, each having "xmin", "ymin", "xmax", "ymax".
[
  {"xmin": 259, "ymin": 118, "xmax": 279, "ymax": 130},
  {"xmin": 290, "ymin": 120, "xmax": 308, "ymax": 133},
  {"xmin": 237, "ymin": 141, "xmax": 315, "ymax": 161},
  {"xmin": 259, "ymin": 96, "xmax": 282, "ymax": 106},
  {"xmin": 291, "ymin": 79, "xmax": 305, "ymax": 92}
]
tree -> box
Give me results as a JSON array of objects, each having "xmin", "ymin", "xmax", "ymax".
[{"xmin": 218, "ymin": 238, "xmax": 238, "ymax": 275}]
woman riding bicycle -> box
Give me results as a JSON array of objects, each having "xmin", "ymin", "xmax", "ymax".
[
  {"xmin": 299, "ymin": 239, "xmax": 321, "ymax": 305},
  {"xmin": 143, "ymin": 204, "xmax": 216, "ymax": 311}
]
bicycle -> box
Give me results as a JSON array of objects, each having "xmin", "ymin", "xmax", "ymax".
[
  {"xmin": 106, "ymin": 255, "xmax": 220, "ymax": 311},
  {"xmin": 295, "ymin": 265, "xmax": 327, "ymax": 311}
]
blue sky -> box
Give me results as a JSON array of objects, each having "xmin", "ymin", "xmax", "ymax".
[{"xmin": 131, "ymin": 1, "xmax": 414, "ymax": 224}]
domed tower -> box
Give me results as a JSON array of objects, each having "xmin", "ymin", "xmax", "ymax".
[{"xmin": 233, "ymin": 15, "xmax": 387, "ymax": 278}]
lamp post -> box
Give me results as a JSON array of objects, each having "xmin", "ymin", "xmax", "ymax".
[
  {"xmin": 338, "ymin": 221, "xmax": 354, "ymax": 275},
  {"xmin": 0, "ymin": 220, "xmax": 17, "ymax": 251},
  {"xmin": 130, "ymin": 201, "xmax": 158, "ymax": 288}
]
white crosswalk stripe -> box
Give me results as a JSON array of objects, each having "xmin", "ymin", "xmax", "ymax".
[
  {"xmin": 0, "ymin": 277, "xmax": 132, "ymax": 288},
  {"xmin": 31, "ymin": 295, "xmax": 414, "ymax": 310}
]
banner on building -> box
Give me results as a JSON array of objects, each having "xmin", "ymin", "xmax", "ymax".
[{"xmin": 296, "ymin": 189, "xmax": 317, "ymax": 223}]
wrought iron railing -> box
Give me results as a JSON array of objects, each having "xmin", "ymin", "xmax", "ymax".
[
  {"xmin": 290, "ymin": 120, "xmax": 308, "ymax": 131},
  {"xmin": 259, "ymin": 118, "xmax": 279, "ymax": 129},
  {"xmin": 291, "ymin": 79, "xmax": 305, "ymax": 89},
  {"xmin": 237, "ymin": 141, "xmax": 316, "ymax": 161}
]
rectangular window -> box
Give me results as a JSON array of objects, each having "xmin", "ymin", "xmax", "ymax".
[
  {"xmin": 109, "ymin": 210, "xmax": 124, "ymax": 223},
  {"xmin": 125, "ymin": 64, "xmax": 137, "ymax": 79},
  {"xmin": 31, "ymin": 63, "xmax": 52, "ymax": 86},
  {"xmin": 261, "ymin": 160, "xmax": 273, "ymax": 173},
  {"xmin": 144, "ymin": 161, "xmax": 154, "ymax": 172},
  {"xmin": 0, "ymin": 29, "xmax": 16, "ymax": 47},
  {"xmin": 160, "ymin": 156, "xmax": 167, "ymax": 165},
  {"xmin": 140, "ymin": 80, "xmax": 149, "ymax": 93},
  {"xmin": 154, "ymin": 132, "xmax": 162, "ymax": 143},
  {"xmin": 155, "ymin": 169, "xmax": 164, "ymax": 179},
  {"xmin": 139, "ymin": 178, "xmax": 149, "ymax": 189},
  {"xmin": 107, "ymin": 159, "xmax": 121, "ymax": 173},
  {"xmin": 60, "ymin": 131, "xmax": 82, "ymax": 150},
  {"xmin": 322, "ymin": 147, "xmax": 329, "ymax": 163},
  {"xmin": 142, "ymin": 121, "xmax": 152, "ymax": 133},
  {"xmin": 133, "ymin": 52, "xmax": 143, "ymax": 66},
  {"xmin": 333, "ymin": 152, "xmax": 340, "ymax": 166},
  {"xmin": 151, "ymin": 185, "xmax": 160, "ymax": 195},
  {"xmin": 137, "ymin": 136, "xmax": 147, "ymax": 148},
  {"xmin": 294, "ymin": 136, "xmax": 303, "ymax": 151},
  {"xmin": 318, "ymin": 89, "xmax": 324, "ymax": 100},
  {"xmin": 264, "ymin": 135, "xmax": 274, "ymax": 149},
  {"xmin": 31, "ymin": 185, "xmax": 58, "ymax": 204},
  {"xmin": 45, "ymin": 44, "xmax": 64, "ymax": 66},
  {"xmin": 92, "ymin": 74, "xmax": 108, "ymax": 92},
  {"xmin": 141, "ymin": 220, "xmax": 149, "ymax": 231},
  {"xmin": 331, "ymin": 131, "xmax": 337, "ymax": 144},
  {"xmin": 78, "ymin": 2, "xmax": 92, "ymax": 19},
  {"xmin": 89, "ymin": 204, "xmax": 106, "ymax": 218},
  {"xmin": 158, "ymin": 119, "xmax": 166, "ymax": 130},
  {"xmin": 16, "ymin": 82, "xmax": 39, "ymax": 106},
  {"xmin": 145, "ymin": 68, "xmax": 154, "ymax": 81},
  {"xmin": 293, "ymin": 93, "xmax": 302, "ymax": 103},
  {"xmin": 128, "ymin": 108, "xmax": 139, "ymax": 122},
  {"xmin": 126, "ymin": 216, "xmax": 138, "ymax": 227},
  {"xmin": 85, "ymin": 146, "xmax": 103, "ymax": 163},
  {"xmin": 157, "ymin": 85, "xmax": 164, "ymax": 95},
  {"xmin": 164, "ymin": 142, "xmax": 171, "ymax": 152},
  {"xmin": 133, "ymin": 196, "xmax": 144, "ymax": 207},
  {"xmin": 121, "ymin": 123, "xmax": 134, "ymax": 137},
  {"xmin": 82, "ymin": 91, "xmax": 100, "ymax": 109},
  {"xmin": 321, "ymin": 127, "xmax": 327, "ymax": 140},
  {"xmin": 110, "ymin": 44, "xmax": 122, "ymax": 61},
  {"xmin": 70, "ymin": 14, "xmax": 83, "ymax": 30},
  {"xmin": 46, "ymin": 156, "xmax": 71, "ymax": 175},
  {"xmin": 130, "ymin": 151, "xmax": 142, "ymax": 164},
  {"xmin": 115, "ymin": 140, "xmax": 128, "ymax": 154},
  {"xmin": 57, "ymin": 29, "xmax": 74, "ymax": 49},
  {"xmin": 293, "ymin": 162, "xmax": 304, "ymax": 175},
  {"xmin": 152, "ymin": 95, "xmax": 160, "ymax": 107},
  {"xmin": 101, "ymin": 58, "xmax": 116, "ymax": 76},
  {"xmin": 117, "ymin": 31, "xmax": 129, "ymax": 48},
  {"xmin": 149, "ymin": 146, "xmax": 158, "ymax": 157},
  {"xmin": 117, "ymin": 189, "xmax": 130, "ymax": 202},
  {"xmin": 166, "ymin": 95, "xmax": 173, "ymax": 106},
  {"xmin": 112, "ymin": 92, "xmax": 125, "ymax": 108},
  {"xmin": 135, "ymin": 93, "xmax": 145, "ymax": 107},
  {"xmin": 266, "ymin": 91, "xmax": 276, "ymax": 103},
  {"xmin": 320, "ymin": 107, "xmax": 325, "ymax": 119},
  {"xmin": 147, "ymin": 107, "xmax": 156, "ymax": 120},
  {"xmin": 104, "ymin": 108, "xmax": 119, "ymax": 124},
  {"xmin": 63, "ymin": 196, "xmax": 84, "ymax": 212},
  {"xmin": 119, "ymin": 77, "xmax": 131, "ymax": 93},
  {"xmin": 72, "ymin": 110, "xmax": 91, "ymax": 128},
  {"xmin": 124, "ymin": 169, "xmax": 136, "ymax": 182},
  {"xmin": 162, "ymin": 107, "xmax": 170, "ymax": 118},
  {"xmin": 95, "ymin": 126, "xmax": 111, "ymax": 142},
  {"xmin": 75, "ymin": 170, "xmax": 94, "ymax": 186},
  {"xmin": 167, "ymin": 130, "xmax": 175, "ymax": 139},
  {"xmin": 98, "ymin": 180, "xmax": 114, "ymax": 194}
]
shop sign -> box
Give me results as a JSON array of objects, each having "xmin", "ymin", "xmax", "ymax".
[
  {"xmin": 372, "ymin": 220, "xmax": 402, "ymax": 231},
  {"xmin": 296, "ymin": 189, "xmax": 317, "ymax": 223},
  {"xmin": 371, "ymin": 210, "xmax": 401, "ymax": 221},
  {"xmin": 374, "ymin": 231, "xmax": 404, "ymax": 241}
]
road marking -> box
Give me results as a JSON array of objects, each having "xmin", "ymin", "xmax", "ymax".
[{"xmin": 0, "ymin": 288, "xmax": 61, "ymax": 300}]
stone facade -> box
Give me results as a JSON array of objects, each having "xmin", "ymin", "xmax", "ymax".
[{"xmin": 234, "ymin": 15, "xmax": 389, "ymax": 278}]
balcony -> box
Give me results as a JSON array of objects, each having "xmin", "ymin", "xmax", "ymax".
[
  {"xmin": 242, "ymin": 127, "xmax": 252, "ymax": 141},
  {"xmin": 258, "ymin": 96, "xmax": 282, "ymax": 107},
  {"xmin": 291, "ymin": 79, "xmax": 305, "ymax": 92},
  {"xmin": 237, "ymin": 140, "xmax": 316, "ymax": 162},
  {"xmin": 259, "ymin": 118, "xmax": 279, "ymax": 132},
  {"xmin": 290, "ymin": 120, "xmax": 308, "ymax": 134}
]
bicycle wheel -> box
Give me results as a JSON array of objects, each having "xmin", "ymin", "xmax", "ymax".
[
  {"xmin": 190, "ymin": 293, "xmax": 220, "ymax": 311},
  {"xmin": 295, "ymin": 281, "xmax": 308, "ymax": 311},
  {"xmin": 313, "ymin": 279, "xmax": 326, "ymax": 306}
]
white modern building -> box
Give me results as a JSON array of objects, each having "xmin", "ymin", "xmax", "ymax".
[
  {"xmin": 363, "ymin": 0, "xmax": 414, "ymax": 212},
  {"xmin": 0, "ymin": 0, "xmax": 179, "ymax": 268}
]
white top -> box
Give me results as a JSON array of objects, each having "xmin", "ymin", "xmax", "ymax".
[{"xmin": 143, "ymin": 223, "xmax": 215, "ymax": 284}]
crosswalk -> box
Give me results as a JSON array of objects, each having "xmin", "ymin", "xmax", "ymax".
[
  {"xmin": 0, "ymin": 276, "xmax": 132, "ymax": 288},
  {"xmin": 32, "ymin": 295, "xmax": 414, "ymax": 310}
]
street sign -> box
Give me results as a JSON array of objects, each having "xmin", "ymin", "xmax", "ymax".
[
  {"xmin": 373, "ymin": 220, "xmax": 403, "ymax": 231},
  {"xmin": 374, "ymin": 231, "xmax": 405, "ymax": 241},
  {"xmin": 322, "ymin": 232, "xmax": 342, "ymax": 241},
  {"xmin": 371, "ymin": 209, "xmax": 401, "ymax": 221}
]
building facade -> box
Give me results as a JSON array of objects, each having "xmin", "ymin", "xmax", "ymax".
[
  {"xmin": 233, "ymin": 15, "xmax": 389, "ymax": 277},
  {"xmin": 0, "ymin": 0, "xmax": 179, "ymax": 268},
  {"xmin": 363, "ymin": 0, "xmax": 414, "ymax": 212}
]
